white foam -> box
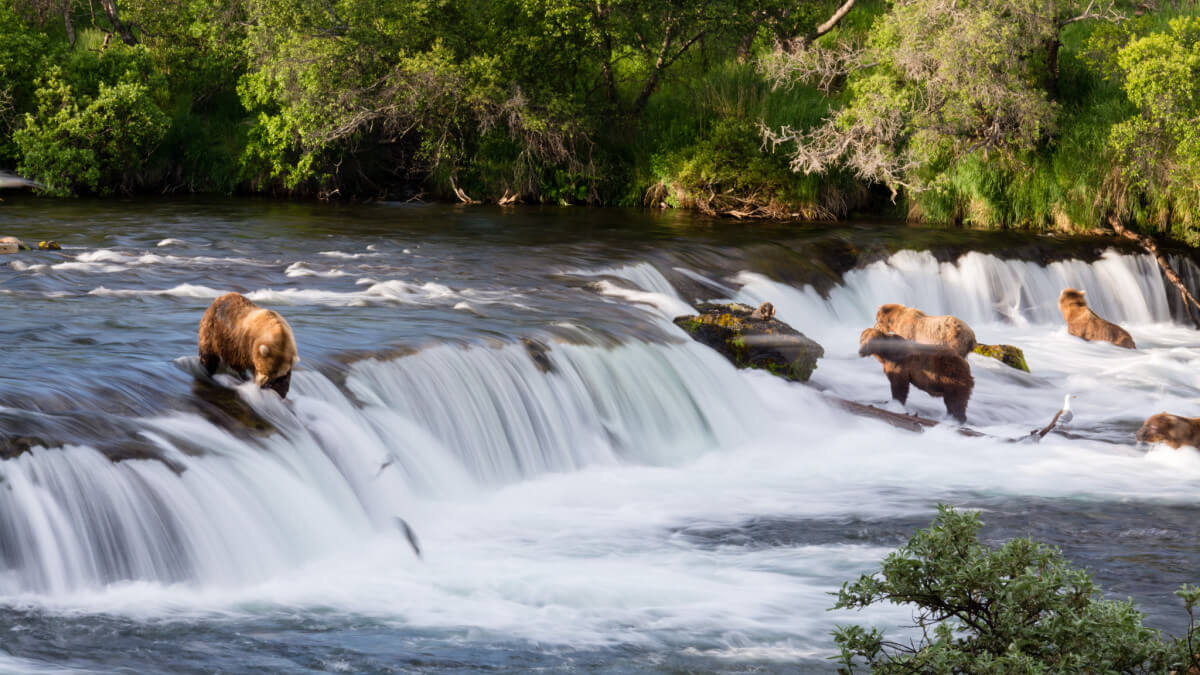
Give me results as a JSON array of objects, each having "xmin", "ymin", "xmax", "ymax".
[
  {"xmin": 284, "ymin": 261, "xmax": 349, "ymax": 278},
  {"xmin": 88, "ymin": 283, "xmax": 224, "ymax": 299}
]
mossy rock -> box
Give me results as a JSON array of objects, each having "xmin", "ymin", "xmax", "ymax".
[
  {"xmin": 673, "ymin": 302, "xmax": 824, "ymax": 382},
  {"xmin": 974, "ymin": 343, "xmax": 1029, "ymax": 372}
]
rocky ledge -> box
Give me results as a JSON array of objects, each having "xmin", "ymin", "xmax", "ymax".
[{"xmin": 673, "ymin": 302, "xmax": 824, "ymax": 382}]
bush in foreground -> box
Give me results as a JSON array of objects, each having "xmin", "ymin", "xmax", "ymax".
[{"xmin": 832, "ymin": 504, "xmax": 1200, "ymax": 674}]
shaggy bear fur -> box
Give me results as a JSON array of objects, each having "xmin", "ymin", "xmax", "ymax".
[
  {"xmin": 198, "ymin": 292, "xmax": 299, "ymax": 398},
  {"xmin": 1135, "ymin": 412, "xmax": 1200, "ymax": 449},
  {"xmin": 874, "ymin": 303, "xmax": 977, "ymax": 358},
  {"xmin": 858, "ymin": 327, "xmax": 974, "ymax": 423},
  {"xmin": 1057, "ymin": 288, "xmax": 1135, "ymax": 349}
]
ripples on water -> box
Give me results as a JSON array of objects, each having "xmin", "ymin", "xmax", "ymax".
[{"xmin": 1, "ymin": 198, "xmax": 1200, "ymax": 672}]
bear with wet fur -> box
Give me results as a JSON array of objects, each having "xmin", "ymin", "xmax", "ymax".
[
  {"xmin": 1057, "ymin": 288, "xmax": 1135, "ymax": 349},
  {"xmin": 858, "ymin": 327, "xmax": 974, "ymax": 423},
  {"xmin": 1135, "ymin": 412, "xmax": 1200, "ymax": 449},
  {"xmin": 198, "ymin": 292, "xmax": 299, "ymax": 398},
  {"xmin": 874, "ymin": 303, "xmax": 977, "ymax": 358}
]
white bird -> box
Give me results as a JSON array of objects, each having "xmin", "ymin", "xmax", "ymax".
[
  {"xmin": 1058, "ymin": 394, "xmax": 1075, "ymax": 427},
  {"xmin": 1033, "ymin": 394, "xmax": 1076, "ymax": 440}
]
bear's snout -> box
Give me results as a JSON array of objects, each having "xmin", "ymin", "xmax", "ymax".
[{"xmin": 266, "ymin": 371, "xmax": 292, "ymax": 399}]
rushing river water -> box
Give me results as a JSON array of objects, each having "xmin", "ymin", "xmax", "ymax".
[{"xmin": 1, "ymin": 197, "xmax": 1199, "ymax": 672}]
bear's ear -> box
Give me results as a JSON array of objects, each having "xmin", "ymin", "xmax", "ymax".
[{"xmin": 259, "ymin": 344, "xmax": 270, "ymax": 357}]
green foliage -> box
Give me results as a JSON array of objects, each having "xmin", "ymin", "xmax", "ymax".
[
  {"xmin": 0, "ymin": 2, "xmax": 57, "ymax": 163},
  {"xmin": 1107, "ymin": 16, "xmax": 1200, "ymax": 242},
  {"xmin": 833, "ymin": 505, "xmax": 1200, "ymax": 674},
  {"xmin": 14, "ymin": 51, "xmax": 169, "ymax": 196}
]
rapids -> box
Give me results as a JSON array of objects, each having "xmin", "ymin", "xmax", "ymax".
[{"xmin": 0, "ymin": 198, "xmax": 1199, "ymax": 671}]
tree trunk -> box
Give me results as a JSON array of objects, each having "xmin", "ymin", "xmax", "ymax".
[
  {"xmin": 99, "ymin": 0, "xmax": 137, "ymax": 46},
  {"xmin": 1110, "ymin": 218, "xmax": 1200, "ymax": 328},
  {"xmin": 600, "ymin": 34, "xmax": 618, "ymax": 105},
  {"xmin": 62, "ymin": 0, "xmax": 76, "ymax": 47},
  {"xmin": 1045, "ymin": 38, "xmax": 1061, "ymax": 98},
  {"xmin": 799, "ymin": 0, "xmax": 857, "ymax": 46}
]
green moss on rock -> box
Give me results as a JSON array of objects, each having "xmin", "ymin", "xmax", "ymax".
[
  {"xmin": 674, "ymin": 302, "xmax": 824, "ymax": 382},
  {"xmin": 974, "ymin": 343, "xmax": 1029, "ymax": 372}
]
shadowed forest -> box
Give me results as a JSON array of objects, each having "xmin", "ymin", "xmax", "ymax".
[{"xmin": 3, "ymin": 0, "xmax": 1200, "ymax": 240}]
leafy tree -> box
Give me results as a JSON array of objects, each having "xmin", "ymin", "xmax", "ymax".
[
  {"xmin": 14, "ymin": 46, "xmax": 169, "ymax": 195},
  {"xmin": 763, "ymin": 0, "xmax": 1119, "ymax": 197},
  {"xmin": 1106, "ymin": 16, "xmax": 1200, "ymax": 240},
  {"xmin": 832, "ymin": 504, "xmax": 1200, "ymax": 674}
]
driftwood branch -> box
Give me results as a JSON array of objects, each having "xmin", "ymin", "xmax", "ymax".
[
  {"xmin": 800, "ymin": 0, "xmax": 857, "ymax": 46},
  {"xmin": 448, "ymin": 175, "xmax": 478, "ymax": 204},
  {"xmin": 1110, "ymin": 219, "xmax": 1200, "ymax": 328},
  {"xmin": 825, "ymin": 394, "xmax": 984, "ymax": 437}
]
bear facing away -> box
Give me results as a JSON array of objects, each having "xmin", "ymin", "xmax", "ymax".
[
  {"xmin": 1135, "ymin": 412, "xmax": 1200, "ymax": 449},
  {"xmin": 858, "ymin": 327, "xmax": 974, "ymax": 423},
  {"xmin": 1057, "ymin": 288, "xmax": 1135, "ymax": 349},
  {"xmin": 874, "ymin": 303, "xmax": 977, "ymax": 358},
  {"xmin": 198, "ymin": 292, "xmax": 299, "ymax": 398}
]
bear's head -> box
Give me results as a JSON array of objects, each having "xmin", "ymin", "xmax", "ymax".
[
  {"xmin": 1058, "ymin": 288, "xmax": 1087, "ymax": 312},
  {"xmin": 859, "ymin": 327, "xmax": 903, "ymax": 358},
  {"xmin": 874, "ymin": 304, "xmax": 908, "ymax": 333},
  {"xmin": 249, "ymin": 310, "xmax": 299, "ymax": 397},
  {"xmin": 1135, "ymin": 412, "xmax": 1194, "ymax": 448}
]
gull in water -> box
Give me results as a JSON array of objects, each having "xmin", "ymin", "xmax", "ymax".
[{"xmin": 1033, "ymin": 394, "xmax": 1076, "ymax": 440}]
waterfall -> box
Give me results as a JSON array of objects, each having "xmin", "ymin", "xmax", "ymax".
[
  {"xmin": 733, "ymin": 248, "xmax": 1179, "ymax": 348},
  {"xmin": 0, "ymin": 339, "xmax": 762, "ymax": 594}
]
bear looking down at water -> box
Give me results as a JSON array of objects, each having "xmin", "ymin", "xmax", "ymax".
[
  {"xmin": 198, "ymin": 292, "xmax": 299, "ymax": 398},
  {"xmin": 873, "ymin": 303, "xmax": 977, "ymax": 358},
  {"xmin": 1057, "ymin": 288, "xmax": 1135, "ymax": 349},
  {"xmin": 858, "ymin": 327, "xmax": 974, "ymax": 424},
  {"xmin": 1135, "ymin": 412, "xmax": 1200, "ymax": 449}
]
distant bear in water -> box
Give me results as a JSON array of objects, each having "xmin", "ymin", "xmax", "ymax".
[
  {"xmin": 859, "ymin": 327, "xmax": 974, "ymax": 424},
  {"xmin": 874, "ymin": 303, "xmax": 977, "ymax": 358},
  {"xmin": 1135, "ymin": 412, "xmax": 1200, "ymax": 449},
  {"xmin": 1057, "ymin": 288, "xmax": 1135, "ymax": 349},
  {"xmin": 198, "ymin": 293, "xmax": 299, "ymax": 398}
]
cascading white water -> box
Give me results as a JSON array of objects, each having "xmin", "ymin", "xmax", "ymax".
[
  {"xmin": 0, "ymin": 339, "xmax": 763, "ymax": 594},
  {"xmin": 5, "ymin": 239, "xmax": 1200, "ymax": 667},
  {"xmin": 734, "ymin": 248, "xmax": 1178, "ymax": 349}
]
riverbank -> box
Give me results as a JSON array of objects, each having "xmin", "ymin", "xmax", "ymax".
[{"xmin": 4, "ymin": 1, "xmax": 1200, "ymax": 246}]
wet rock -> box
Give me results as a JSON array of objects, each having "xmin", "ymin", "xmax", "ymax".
[
  {"xmin": 673, "ymin": 302, "xmax": 824, "ymax": 382},
  {"xmin": 973, "ymin": 343, "xmax": 1029, "ymax": 372},
  {"xmin": 521, "ymin": 337, "xmax": 555, "ymax": 374}
]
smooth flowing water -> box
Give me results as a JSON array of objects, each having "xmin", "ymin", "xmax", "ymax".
[{"xmin": 1, "ymin": 198, "xmax": 1199, "ymax": 673}]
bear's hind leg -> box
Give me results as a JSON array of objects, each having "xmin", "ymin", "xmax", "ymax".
[
  {"xmin": 887, "ymin": 373, "xmax": 910, "ymax": 405},
  {"xmin": 945, "ymin": 390, "xmax": 968, "ymax": 424}
]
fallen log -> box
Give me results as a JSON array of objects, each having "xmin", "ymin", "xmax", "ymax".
[{"xmin": 823, "ymin": 394, "xmax": 985, "ymax": 437}]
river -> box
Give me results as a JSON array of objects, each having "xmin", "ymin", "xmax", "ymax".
[{"xmin": 0, "ymin": 197, "xmax": 1198, "ymax": 672}]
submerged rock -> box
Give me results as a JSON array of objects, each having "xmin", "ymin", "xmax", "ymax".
[
  {"xmin": 674, "ymin": 302, "xmax": 824, "ymax": 382},
  {"xmin": 973, "ymin": 343, "xmax": 1030, "ymax": 372}
]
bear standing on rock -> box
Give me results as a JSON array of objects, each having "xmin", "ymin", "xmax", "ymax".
[
  {"xmin": 198, "ymin": 292, "xmax": 299, "ymax": 398},
  {"xmin": 1057, "ymin": 288, "xmax": 1135, "ymax": 349},
  {"xmin": 858, "ymin": 327, "xmax": 974, "ymax": 423},
  {"xmin": 1135, "ymin": 412, "xmax": 1200, "ymax": 449},
  {"xmin": 874, "ymin": 303, "xmax": 977, "ymax": 358}
]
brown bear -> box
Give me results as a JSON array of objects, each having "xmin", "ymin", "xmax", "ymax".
[
  {"xmin": 1057, "ymin": 288, "xmax": 1135, "ymax": 349},
  {"xmin": 874, "ymin": 303, "xmax": 977, "ymax": 358},
  {"xmin": 858, "ymin": 327, "xmax": 974, "ymax": 423},
  {"xmin": 198, "ymin": 292, "xmax": 299, "ymax": 398},
  {"xmin": 1135, "ymin": 412, "xmax": 1200, "ymax": 449}
]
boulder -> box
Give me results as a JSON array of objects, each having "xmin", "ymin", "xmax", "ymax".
[
  {"xmin": 973, "ymin": 343, "xmax": 1029, "ymax": 372},
  {"xmin": 674, "ymin": 302, "xmax": 824, "ymax": 382}
]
